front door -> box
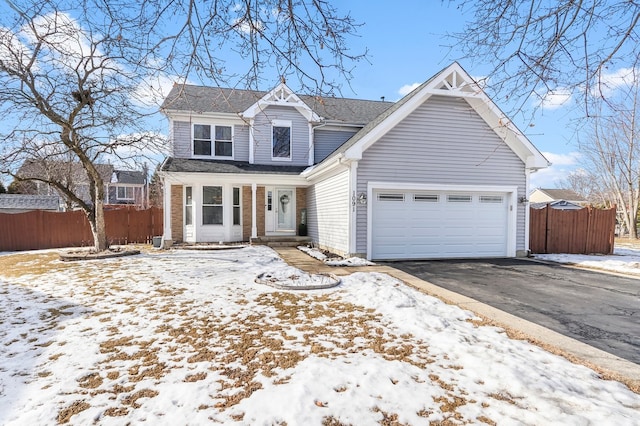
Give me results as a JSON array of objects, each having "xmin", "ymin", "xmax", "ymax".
[{"xmin": 266, "ymin": 187, "xmax": 296, "ymax": 234}]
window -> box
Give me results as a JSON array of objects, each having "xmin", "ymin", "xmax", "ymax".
[
  {"xmin": 378, "ymin": 193, "xmax": 405, "ymax": 201},
  {"xmin": 233, "ymin": 187, "xmax": 241, "ymax": 225},
  {"xmin": 193, "ymin": 124, "xmax": 233, "ymax": 157},
  {"xmin": 215, "ymin": 126, "xmax": 233, "ymax": 157},
  {"xmin": 193, "ymin": 124, "xmax": 211, "ymax": 156},
  {"xmin": 116, "ymin": 186, "xmax": 134, "ymax": 200},
  {"xmin": 202, "ymin": 186, "xmax": 223, "ymax": 225},
  {"xmin": 267, "ymin": 191, "xmax": 272, "ymax": 211},
  {"xmin": 414, "ymin": 194, "xmax": 439, "ymax": 202},
  {"xmin": 480, "ymin": 195, "xmax": 504, "ymax": 203},
  {"xmin": 272, "ymin": 120, "xmax": 291, "ymax": 159},
  {"xmin": 185, "ymin": 187, "xmax": 193, "ymax": 226},
  {"xmin": 447, "ymin": 195, "xmax": 472, "ymax": 202}
]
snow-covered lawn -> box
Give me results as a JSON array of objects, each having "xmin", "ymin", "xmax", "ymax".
[
  {"xmin": 1, "ymin": 246, "xmax": 639, "ymax": 425},
  {"xmin": 535, "ymin": 246, "xmax": 640, "ymax": 276}
]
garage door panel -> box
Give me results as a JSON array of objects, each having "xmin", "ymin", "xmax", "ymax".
[{"xmin": 372, "ymin": 189, "xmax": 509, "ymax": 260}]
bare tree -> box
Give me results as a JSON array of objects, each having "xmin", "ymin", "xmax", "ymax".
[
  {"xmin": 1, "ymin": 1, "xmax": 363, "ymax": 251},
  {"xmin": 0, "ymin": 9, "xmax": 163, "ymax": 250},
  {"xmin": 578, "ymin": 69, "xmax": 640, "ymax": 238},
  {"xmin": 450, "ymin": 1, "xmax": 640, "ymax": 113},
  {"xmin": 134, "ymin": 0, "xmax": 366, "ymax": 94},
  {"xmin": 559, "ymin": 169, "xmax": 611, "ymax": 207}
]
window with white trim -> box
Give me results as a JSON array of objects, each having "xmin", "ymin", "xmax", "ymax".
[
  {"xmin": 378, "ymin": 193, "xmax": 405, "ymax": 201},
  {"xmin": 184, "ymin": 186, "xmax": 193, "ymax": 226},
  {"xmin": 272, "ymin": 120, "xmax": 291, "ymax": 159},
  {"xmin": 447, "ymin": 194, "xmax": 472, "ymax": 202},
  {"xmin": 480, "ymin": 195, "xmax": 504, "ymax": 203},
  {"xmin": 193, "ymin": 124, "xmax": 233, "ymax": 158},
  {"xmin": 116, "ymin": 186, "xmax": 134, "ymax": 200},
  {"xmin": 414, "ymin": 194, "xmax": 439, "ymax": 202},
  {"xmin": 202, "ymin": 186, "xmax": 223, "ymax": 225},
  {"xmin": 233, "ymin": 187, "xmax": 241, "ymax": 225}
]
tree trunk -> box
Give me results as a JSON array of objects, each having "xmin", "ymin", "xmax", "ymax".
[
  {"xmin": 86, "ymin": 179, "xmax": 108, "ymax": 252},
  {"xmin": 92, "ymin": 198, "xmax": 108, "ymax": 251}
]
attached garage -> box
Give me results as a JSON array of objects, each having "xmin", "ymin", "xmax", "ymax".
[{"xmin": 369, "ymin": 186, "xmax": 517, "ymax": 260}]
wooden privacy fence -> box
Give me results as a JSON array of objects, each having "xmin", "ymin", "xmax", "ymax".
[
  {"xmin": 0, "ymin": 207, "xmax": 163, "ymax": 251},
  {"xmin": 529, "ymin": 205, "xmax": 616, "ymax": 254}
]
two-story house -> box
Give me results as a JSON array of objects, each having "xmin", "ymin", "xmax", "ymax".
[
  {"xmin": 159, "ymin": 62, "xmax": 548, "ymax": 260},
  {"xmin": 15, "ymin": 160, "xmax": 148, "ymax": 209}
]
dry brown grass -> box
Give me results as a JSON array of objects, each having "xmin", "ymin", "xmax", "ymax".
[{"xmin": 57, "ymin": 400, "xmax": 90, "ymax": 424}]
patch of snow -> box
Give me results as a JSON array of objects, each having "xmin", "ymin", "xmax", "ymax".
[
  {"xmin": 536, "ymin": 247, "xmax": 640, "ymax": 275},
  {"xmin": 298, "ymin": 245, "xmax": 375, "ymax": 267},
  {"xmin": 256, "ymin": 266, "xmax": 339, "ymax": 289},
  {"xmin": 1, "ymin": 246, "xmax": 639, "ymax": 425},
  {"xmin": 297, "ymin": 245, "xmax": 327, "ymax": 260}
]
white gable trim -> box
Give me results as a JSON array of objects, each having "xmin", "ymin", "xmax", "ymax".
[
  {"xmin": 344, "ymin": 62, "xmax": 549, "ymax": 170},
  {"xmin": 241, "ymin": 82, "xmax": 321, "ymax": 122}
]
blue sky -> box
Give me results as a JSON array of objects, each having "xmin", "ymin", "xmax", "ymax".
[
  {"xmin": 328, "ymin": 0, "xmax": 582, "ymax": 189},
  {"xmin": 0, "ymin": 1, "xmax": 594, "ymax": 189}
]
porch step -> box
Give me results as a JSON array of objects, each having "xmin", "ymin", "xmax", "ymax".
[{"xmin": 251, "ymin": 236, "xmax": 311, "ymax": 247}]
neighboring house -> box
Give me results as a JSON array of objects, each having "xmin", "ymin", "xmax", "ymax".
[
  {"xmin": 108, "ymin": 169, "xmax": 148, "ymax": 207},
  {"xmin": 529, "ymin": 188, "xmax": 588, "ymax": 206},
  {"xmin": 530, "ymin": 200, "xmax": 584, "ymax": 210},
  {"xmin": 15, "ymin": 160, "xmax": 148, "ymax": 209},
  {"xmin": 0, "ymin": 194, "xmax": 61, "ymax": 214},
  {"xmin": 159, "ymin": 62, "xmax": 549, "ymax": 260}
]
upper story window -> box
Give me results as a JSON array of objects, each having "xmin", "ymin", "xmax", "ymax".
[
  {"xmin": 272, "ymin": 120, "xmax": 291, "ymax": 160},
  {"xmin": 116, "ymin": 186, "xmax": 135, "ymax": 200},
  {"xmin": 193, "ymin": 124, "xmax": 233, "ymax": 158}
]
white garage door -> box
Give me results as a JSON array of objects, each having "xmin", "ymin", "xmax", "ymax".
[{"xmin": 371, "ymin": 190, "xmax": 509, "ymax": 260}]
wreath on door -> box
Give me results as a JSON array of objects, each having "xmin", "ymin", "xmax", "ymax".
[{"xmin": 280, "ymin": 194, "xmax": 290, "ymax": 213}]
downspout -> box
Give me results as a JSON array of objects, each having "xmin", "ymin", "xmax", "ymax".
[{"xmin": 524, "ymin": 167, "xmax": 532, "ymax": 256}]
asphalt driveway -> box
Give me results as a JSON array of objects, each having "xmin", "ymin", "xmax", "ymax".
[{"xmin": 384, "ymin": 258, "xmax": 640, "ymax": 365}]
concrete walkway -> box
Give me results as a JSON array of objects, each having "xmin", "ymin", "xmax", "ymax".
[{"xmin": 273, "ymin": 247, "xmax": 640, "ymax": 391}]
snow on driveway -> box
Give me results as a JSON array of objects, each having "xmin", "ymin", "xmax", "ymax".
[
  {"xmin": 535, "ymin": 246, "xmax": 640, "ymax": 276},
  {"xmin": 1, "ymin": 246, "xmax": 639, "ymax": 425}
]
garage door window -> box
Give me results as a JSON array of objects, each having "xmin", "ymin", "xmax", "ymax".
[
  {"xmin": 414, "ymin": 194, "xmax": 439, "ymax": 202},
  {"xmin": 378, "ymin": 193, "xmax": 405, "ymax": 201},
  {"xmin": 480, "ymin": 195, "xmax": 504, "ymax": 203},
  {"xmin": 447, "ymin": 195, "xmax": 472, "ymax": 202}
]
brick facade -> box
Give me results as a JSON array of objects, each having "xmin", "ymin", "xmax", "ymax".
[
  {"xmin": 242, "ymin": 186, "xmax": 251, "ymax": 240},
  {"xmin": 170, "ymin": 184, "xmax": 183, "ymax": 242},
  {"xmin": 241, "ymin": 186, "xmax": 267, "ymax": 240},
  {"xmin": 296, "ymin": 187, "xmax": 307, "ymax": 234}
]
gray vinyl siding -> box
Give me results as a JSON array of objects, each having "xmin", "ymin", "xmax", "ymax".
[
  {"xmin": 307, "ymin": 168, "xmax": 350, "ymax": 255},
  {"xmin": 233, "ymin": 124, "xmax": 250, "ymax": 162},
  {"xmin": 356, "ymin": 95, "xmax": 527, "ymax": 254},
  {"xmin": 252, "ymin": 105, "xmax": 310, "ymax": 165},
  {"xmin": 171, "ymin": 120, "xmax": 250, "ymax": 161},
  {"xmin": 172, "ymin": 121, "xmax": 191, "ymax": 158},
  {"xmin": 314, "ymin": 129, "xmax": 358, "ymax": 163}
]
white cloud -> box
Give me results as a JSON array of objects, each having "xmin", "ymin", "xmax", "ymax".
[
  {"xmin": 539, "ymin": 88, "xmax": 572, "ymax": 110},
  {"xmin": 529, "ymin": 151, "xmax": 581, "ymax": 188},
  {"xmin": 133, "ymin": 73, "xmax": 185, "ymax": 108},
  {"xmin": 398, "ymin": 83, "xmax": 420, "ymax": 96},
  {"xmin": 595, "ymin": 67, "xmax": 637, "ymax": 96}
]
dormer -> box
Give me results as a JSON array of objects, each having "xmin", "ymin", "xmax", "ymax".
[{"xmin": 241, "ymin": 82, "xmax": 321, "ymax": 123}]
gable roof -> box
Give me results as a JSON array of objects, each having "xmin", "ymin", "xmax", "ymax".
[
  {"xmin": 112, "ymin": 170, "xmax": 146, "ymax": 185},
  {"xmin": 0, "ymin": 194, "xmax": 60, "ymax": 211},
  {"xmin": 17, "ymin": 160, "xmax": 113, "ymax": 184},
  {"xmin": 533, "ymin": 188, "xmax": 587, "ymax": 202},
  {"xmin": 161, "ymin": 84, "xmax": 393, "ymax": 125},
  {"xmin": 305, "ymin": 62, "xmax": 549, "ymax": 176},
  {"xmin": 531, "ymin": 200, "xmax": 584, "ymax": 210}
]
